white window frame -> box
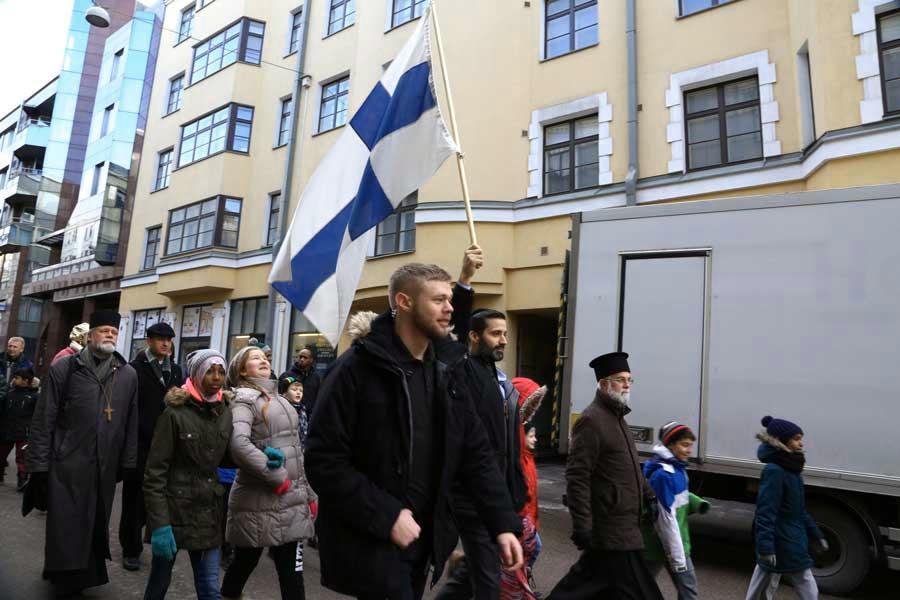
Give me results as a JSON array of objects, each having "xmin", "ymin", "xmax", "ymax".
[
  {"xmin": 265, "ymin": 191, "xmax": 281, "ymax": 247},
  {"xmin": 852, "ymin": 0, "xmax": 899, "ymax": 123},
  {"xmin": 665, "ymin": 49, "xmax": 780, "ymax": 173},
  {"xmin": 527, "ymin": 93, "xmax": 613, "ymax": 198},
  {"xmin": 165, "ymin": 73, "xmax": 185, "ymax": 116}
]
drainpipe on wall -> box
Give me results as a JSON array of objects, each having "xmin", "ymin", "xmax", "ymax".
[
  {"xmin": 266, "ymin": 1, "xmax": 312, "ymax": 370},
  {"xmin": 625, "ymin": 0, "xmax": 638, "ymax": 206}
]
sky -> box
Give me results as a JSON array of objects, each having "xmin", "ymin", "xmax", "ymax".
[{"xmin": 0, "ymin": 0, "xmax": 75, "ymax": 116}]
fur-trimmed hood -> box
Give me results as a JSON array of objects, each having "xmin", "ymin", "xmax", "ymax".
[
  {"xmin": 347, "ymin": 310, "xmax": 379, "ymax": 342},
  {"xmin": 756, "ymin": 430, "xmax": 793, "ymax": 454},
  {"xmin": 165, "ymin": 385, "xmax": 233, "ymax": 407}
]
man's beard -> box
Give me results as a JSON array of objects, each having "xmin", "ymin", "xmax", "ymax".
[
  {"xmin": 411, "ymin": 304, "xmax": 447, "ymax": 340},
  {"xmin": 598, "ymin": 387, "xmax": 629, "ymax": 406},
  {"xmin": 93, "ymin": 341, "xmax": 117, "ymax": 355},
  {"xmin": 475, "ymin": 340, "xmax": 504, "ymax": 363}
]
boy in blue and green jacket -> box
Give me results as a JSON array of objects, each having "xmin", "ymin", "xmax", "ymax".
[{"xmin": 641, "ymin": 421, "xmax": 710, "ymax": 600}]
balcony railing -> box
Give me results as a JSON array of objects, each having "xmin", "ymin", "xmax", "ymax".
[{"xmin": 16, "ymin": 117, "xmax": 51, "ymax": 133}]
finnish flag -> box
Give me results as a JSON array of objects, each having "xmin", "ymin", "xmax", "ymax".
[{"xmin": 269, "ymin": 8, "xmax": 457, "ymax": 346}]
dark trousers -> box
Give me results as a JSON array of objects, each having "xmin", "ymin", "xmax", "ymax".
[
  {"xmin": 356, "ymin": 548, "xmax": 429, "ymax": 600},
  {"xmin": 119, "ymin": 477, "xmax": 146, "ymax": 558},
  {"xmin": 143, "ymin": 548, "xmax": 221, "ymax": 600},
  {"xmin": 435, "ymin": 517, "xmax": 500, "ymax": 600},
  {"xmin": 221, "ymin": 542, "xmax": 305, "ymax": 600},
  {"xmin": 547, "ymin": 549, "xmax": 664, "ymax": 600},
  {"xmin": 0, "ymin": 440, "xmax": 26, "ymax": 476}
]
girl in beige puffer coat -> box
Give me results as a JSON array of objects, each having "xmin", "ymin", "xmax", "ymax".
[{"xmin": 221, "ymin": 346, "xmax": 316, "ymax": 600}]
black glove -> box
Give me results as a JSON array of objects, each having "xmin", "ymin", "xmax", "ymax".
[
  {"xmin": 121, "ymin": 468, "xmax": 139, "ymax": 483},
  {"xmin": 29, "ymin": 471, "xmax": 49, "ymax": 512},
  {"xmin": 571, "ymin": 529, "xmax": 593, "ymax": 551},
  {"xmin": 759, "ymin": 554, "xmax": 777, "ymax": 568},
  {"xmin": 642, "ymin": 498, "xmax": 660, "ymax": 525}
]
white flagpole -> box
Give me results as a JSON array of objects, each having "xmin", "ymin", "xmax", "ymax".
[{"xmin": 429, "ymin": 0, "xmax": 478, "ymax": 245}]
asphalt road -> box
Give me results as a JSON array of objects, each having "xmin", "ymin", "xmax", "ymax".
[{"xmin": 0, "ymin": 462, "xmax": 896, "ymax": 599}]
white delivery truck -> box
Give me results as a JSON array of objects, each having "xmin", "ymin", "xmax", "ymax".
[{"xmin": 559, "ymin": 183, "xmax": 900, "ymax": 594}]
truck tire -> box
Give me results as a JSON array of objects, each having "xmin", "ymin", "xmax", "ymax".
[{"xmin": 808, "ymin": 502, "xmax": 871, "ymax": 595}]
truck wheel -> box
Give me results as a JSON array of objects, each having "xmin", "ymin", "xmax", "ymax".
[{"xmin": 808, "ymin": 502, "xmax": 871, "ymax": 595}]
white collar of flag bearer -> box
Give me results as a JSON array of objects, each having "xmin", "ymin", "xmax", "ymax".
[{"xmin": 269, "ymin": 5, "xmax": 458, "ymax": 347}]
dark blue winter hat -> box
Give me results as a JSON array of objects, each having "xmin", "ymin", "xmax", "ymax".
[{"xmin": 761, "ymin": 415, "xmax": 803, "ymax": 443}]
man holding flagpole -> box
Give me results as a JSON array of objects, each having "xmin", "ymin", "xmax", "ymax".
[{"xmin": 271, "ymin": 4, "xmax": 524, "ymax": 597}]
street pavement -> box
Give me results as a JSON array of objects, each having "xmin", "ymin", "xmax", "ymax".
[{"xmin": 1, "ymin": 462, "xmax": 896, "ymax": 599}]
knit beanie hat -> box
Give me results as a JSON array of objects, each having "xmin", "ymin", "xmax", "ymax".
[
  {"xmin": 659, "ymin": 421, "xmax": 695, "ymax": 446},
  {"xmin": 278, "ymin": 375, "xmax": 302, "ymax": 395},
  {"xmin": 186, "ymin": 349, "xmax": 226, "ymax": 386},
  {"xmin": 761, "ymin": 415, "xmax": 803, "ymax": 443}
]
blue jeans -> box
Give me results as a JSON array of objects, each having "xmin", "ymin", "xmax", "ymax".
[{"xmin": 144, "ymin": 548, "xmax": 221, "ymax": 600}]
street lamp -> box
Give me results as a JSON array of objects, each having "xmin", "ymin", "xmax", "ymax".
[{"xmin": 85, "ymin": 3, "xmax": 111, "ymax": 28}]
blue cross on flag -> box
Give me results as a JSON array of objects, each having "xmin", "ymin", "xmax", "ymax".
[{"xmin": 269, "ymin": 7, "xmax": 457, "ymax": 346}]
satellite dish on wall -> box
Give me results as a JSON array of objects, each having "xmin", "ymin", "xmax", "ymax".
[{"xmin": 86, "ymin": 5, "xmax": 111, "ymax": 28}]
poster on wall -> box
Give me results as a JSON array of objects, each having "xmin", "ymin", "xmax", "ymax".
[
  {"xmin": 145, "ymin": 310, "xmax": 160, "ymax": 331},
  {"xmin": 182, "ymin": 306, "xmax": 200, "ymax": 337},
  {"xmin": 133, "ymin": 312, "xmax": 147, "ymax": 339},
  {"xmin": 198, "ymin": 306, "xmax": 213, "ymax": 337}
]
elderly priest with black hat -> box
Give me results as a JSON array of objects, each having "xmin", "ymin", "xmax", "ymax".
[
  {"xmin": 547, "ymin": 352, "xmax": 664, "ymax": 600},
  {"xmin": 26, "ymin": 310, "xmax": 139, "ymax": 598},
  {"xmin": 118, "ymin": 319, "xmax": 185, "ymax": 571}
]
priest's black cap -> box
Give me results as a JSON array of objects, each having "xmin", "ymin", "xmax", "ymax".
[{"xmin": 589, "ymin": 352, "xmax": 630, "ymax": 381}]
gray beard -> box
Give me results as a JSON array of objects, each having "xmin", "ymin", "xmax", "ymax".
[
  {"xmin": 598, "ymin": 388, "xmax": 629, "ymax": 407},
  {"xmin": 93, "ymin": 342, "xmax": 117, "ymax": 355}
]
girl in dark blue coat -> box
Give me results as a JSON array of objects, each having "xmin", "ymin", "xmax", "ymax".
[{"xmin": 746, "ymin": 416, "xmax": 827, "ymax": 600}]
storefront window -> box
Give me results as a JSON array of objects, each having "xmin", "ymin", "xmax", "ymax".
[
  {"xmin": 130, "ymin": 307, "xmax": 169, "ymax": 359},
  {"xmin": 287, "ymin": 310, "xmax": 335, "ymax": 374},
  {"xmin": 179, "ymin": 304, "xmax": 214, "ymax": 363},
  {"xmin": 228, "ymin": 297, "xmax": 267, "ymax": 359}
]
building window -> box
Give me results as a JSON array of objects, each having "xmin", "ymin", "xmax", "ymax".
[
  {"xmin": 179, "ymin": 304, "xmax": 214, "ymax": 362},
  {"xmin": 165, "ymin": 196, "xmax": 242, "ymax": 255},
  {"xmin": 100, "ymin": 104, "xmax": 113, "ymax": 137},
  {"xmin": 374, "ymin": 194, "xmax": 416, "ymax": 256},
  {"xmin": 543, "ymin": 115, "xmax": 598, "ymax": 195},
  {"xmin": 679, "ymin": 0, "xmax": 734, "ymax": 17},
  {"xmin": 278, "ymin": 97, "xmax": 292, "ymax": 146},
  {"xmin": 143, "ymin": 226, "xmax": 161, "ymax": 270},
  {"xmin": 155, "ymin": 149, "xmax": 172, "ymax": 191},
  {"xmin": 684, "ymin": 77, "xmax": 762, "ymax": 170},
  {"xmin": 266, "ymin": 192, "xmax": 281, "ymax": 246},
  {"xmin": 167, "ymin": 75, "xmax": 184, "ymax": 114},
  {"xmin": 328, "ymin": 0, "xmax": 355, "ymax": 35},
  {"xmin": 545, "ymin": 0, "xmax": 598, "ymax": 59},
  {"xmin": 878, "ymin": 10, "xmax": 900, "ymax": 115},
  {"xmin": 228, "ymin": 297, "xmax": 268, "ymax": 359},
  {"xmin": 289, "ymin": 10, "xmax": 303, "ymax": 54},
  {"xmin": 288, "ymin": 310, "xmax": 335, "ymax": 375},
  {"xmin": 130, "ymin": 308, "xmax": 167, "ymax": 358},
  {"xmin": 191, "ymin": 18, "xmax": 265, "ymax": 84},
  {"xmin": 179, "ymin": 4, "xmax": 195, "ymax": 43},
  {"xmin": 110, "ymin": 48, "xmax": 123, "ymax": 82},
  {"xmin": 179, "ymin": 104, "xmax": 254, "ymax": 166},
  {"xmin": 319, "ymin": 76, "xmax": 349, "ymax": 132},
  {"xmin": 392, "ymin": 0, "xmax": 429, "ymax": 28},
  {"xmin": 91, "ymin": 163, "xmax": 104, "ymax": 196}
]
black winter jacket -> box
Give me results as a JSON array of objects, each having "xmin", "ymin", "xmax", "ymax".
[
  {"xmin": 131, "ymin": 351, "xmax": 184, "ymax": 467},
  {"xmin": 449, "ymin": 285, "xmax": 528, "ymax": 515},
  {"xmin": 305, "ymin": 312, "xmax": 522, "ymax": 597},
  {"xmin": 0, "ymin": 385, "xmax": 38, "ymax": 441}
]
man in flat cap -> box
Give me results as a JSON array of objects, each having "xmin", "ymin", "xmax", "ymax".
[
  {"xmin": 26, "ymin": 310, "xmax": 139, "ymax": 597},
  {"xmin": 119, "ymin": 320, "xmax": 184, "ymax": 571},
  {"xmin": 548, "ymin": 352, "xmax": 663, "ymax": 600}
]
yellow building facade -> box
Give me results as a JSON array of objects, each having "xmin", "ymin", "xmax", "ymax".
[{"xmin": 119, "ymin": 0, "xmax": 900, "ymax": 434}]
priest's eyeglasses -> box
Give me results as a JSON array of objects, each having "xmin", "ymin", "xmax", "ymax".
[{"xmin": 604, "ymin": 376, "xmax": 634, "ymax": 385}]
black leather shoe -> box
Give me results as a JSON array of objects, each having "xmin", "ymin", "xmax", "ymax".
[{"xmin": 122, "ymin": 556, "xmax": 140, "ymax": 571}]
